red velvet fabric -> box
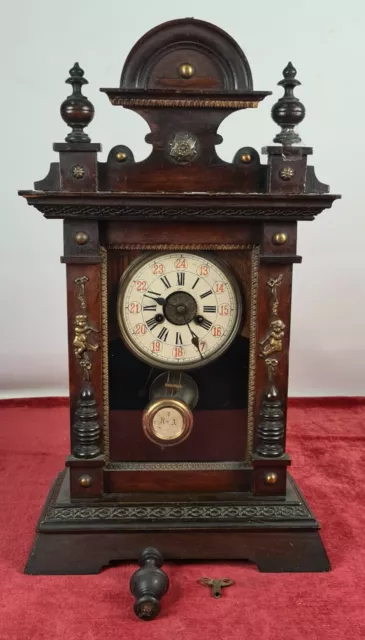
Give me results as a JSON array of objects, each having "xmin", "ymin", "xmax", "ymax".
[{"xmin": 0, "ymin": 400, "xmax": 364, "ymax": 639}]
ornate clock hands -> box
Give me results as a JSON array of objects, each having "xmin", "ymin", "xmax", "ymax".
[
  {"xmin": 185, "ymin": 318, "xmax": 204, "ymax": 360},
  {"xmin": 144, "ymin": 294, "xmax": 167, "ymax": 306}
]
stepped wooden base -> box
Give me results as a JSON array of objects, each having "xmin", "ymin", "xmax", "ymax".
[{"xmin": 25, "ymin": 471, "xmax": 330, "ymax": 575}]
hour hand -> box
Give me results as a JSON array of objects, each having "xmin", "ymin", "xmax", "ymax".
[{"xmin": 144, "ymin": 294, "xmax": 166, "ymax": 305}]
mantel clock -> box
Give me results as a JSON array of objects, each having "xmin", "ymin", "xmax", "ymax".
[{"xmin": 19, "ymin": 18, "xmax": 340, "ymax": 620}]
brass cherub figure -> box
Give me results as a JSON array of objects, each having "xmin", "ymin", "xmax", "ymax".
[
  {"xmin": 259, "ymin": 318, "xmax": 286, "ymax": 358},
  {"xmin": 73, "ymin": 314, "xmax": 99, "ymax": 359}
]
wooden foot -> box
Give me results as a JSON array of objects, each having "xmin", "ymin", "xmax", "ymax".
[{"xmin": 130, "ymin": 548, "xmax": 169, "ymax": 620}]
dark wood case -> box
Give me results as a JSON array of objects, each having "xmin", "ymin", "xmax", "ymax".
[{"xmin": 19, "ymin": 18, "xmax": 340, "ymax": 576}]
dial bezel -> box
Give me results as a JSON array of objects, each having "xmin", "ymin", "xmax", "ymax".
[
  {"xmin": 142, "ymin": 398, "xmax": 193, "ymax": 446},
  {"xmin": 116, "ymin": 251, "xmax": 243, "ymax": 370}
]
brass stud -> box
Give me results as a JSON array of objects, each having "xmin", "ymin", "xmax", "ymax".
[
  {"xmin": 265, "ymin": 472, "xmax": 278, "ymax": 485},
  {"xmin": 75, "ymin": 231, "xmax": 89, "ymax": 245},
  {"xmin": 79, "ymin": 474, "xmax": 92, "ymax": 488},
  {"xmin": 272, "ymin": 232, "xmax": 288, "ymax": 245},
  {"xmin": 240, "ymin": 153, "xmax": 252, "ymax": 164},
  {"xmin": 179, "ymin": 63, "xmax": 195, "ymax": 79},
  {"xmin": 116, "ymin": 151, "xmax": 127, "ymax": 162},
  {"xmin": 279, "ymin": 166, "xmax": 295, "ymax": 180}
]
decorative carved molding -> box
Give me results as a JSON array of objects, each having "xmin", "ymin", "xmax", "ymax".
[
  {"xmin": 45, "ymin": 502, "xmax": 310, "ymax": 522},
  {"xmin": 38, "ymin": 205, "xmax": 324, "ymax": 220},
  {"xmin": 106, "ymin": 461, "xmax": 249, "ymax": 471},
  {"xmin": 73, "ymin": 277, "xmax": 99, "ymax": 380}
]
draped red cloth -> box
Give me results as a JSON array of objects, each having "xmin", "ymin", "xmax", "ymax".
[{"xmin": 0, "ymin": 398, "xmax": 364, "ymax": 639}]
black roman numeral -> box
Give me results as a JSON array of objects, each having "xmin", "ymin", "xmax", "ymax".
[
  {"xmin": 158, "ymin": 327, "xmax": 169, "ymax": 341},
  {"xmin": 143, "ymin": 304, "xmax": 157, "ymax": 311},
  {"xmin": 148, "ymin": 290, "xmax": 161, "ymax": 296},
  {"xmin": 200, "ymin": 318, "xmax": 213, "ymax": 330},
  {"xmin": 177, "ymin": 272, "xmax": 185, "ymax": 286},
  {"xmin": 200, "ymin": 290, "xmax": 213, "ymax": 299},
  {"xmin": 175, "ymin": 332, "xmax": 183, "ymax": 345},
  {"xmin": 146, "ymin": 317, "xmax": 158, "ymax": 330},
  {"xmin": 192, "ymin": 277, "xmax": 200, "ymax": 289},
  {"xmin": 160, "ymin": 276, "xmax": 171, "ymax": 289},
  {"xmin": 203, "ymin": 305, "xmax": 217, "ymax": 313}
]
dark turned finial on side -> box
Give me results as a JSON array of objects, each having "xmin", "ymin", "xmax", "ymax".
[
  {"xmin": 72, "ymin": 383, "xmax": 101, "ymax": 458},
  {"xmin": 130, "ymin": 548, "xmax": 169, "ymax": 621},
  {"xmin": 271, "ymin": 62, "xmax": 305, "ymax": 146},
  {"xmin": 60, "ymin": 62, "xmax": 95, "ymax": 143}
]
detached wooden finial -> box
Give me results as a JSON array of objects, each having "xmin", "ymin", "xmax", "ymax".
[
  {"xmin": 60, "ymin": 62, "xmax": 95, "ymax": 143},
  {"xmin": 271, "ymin": 62, "xmax": 305, "ymax": 145}
]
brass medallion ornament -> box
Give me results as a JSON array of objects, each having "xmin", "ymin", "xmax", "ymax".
[
  {"xmin": 279, "ymin": 166, "xmax": 295, "ymax": 180},
  {"xmin": 168, "ymin": 132, "xmax": 199, "ymax": 164},
  {"xmin": 72, "ymin": 164, "xmax": 85, "ymax": 179}
]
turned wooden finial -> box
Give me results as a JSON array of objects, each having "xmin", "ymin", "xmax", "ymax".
[
  {"xmin": 130, "ymin": 548, "xmax": 169, "ymax": 621},
  {"xmin": 60, "ymin": 62, "xmax": 95, "ymax": 143},
  {"xmin": 271, "ymin": 62, "xmax": 305, "ymax": 146}
]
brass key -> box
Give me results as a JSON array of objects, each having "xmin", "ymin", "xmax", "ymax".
[{"xmin": 198, "ymin": 577, "xmax": 235, "ymax": 598}]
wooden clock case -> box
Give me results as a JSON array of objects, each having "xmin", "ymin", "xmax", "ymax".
[{"xmin": 19, "ymin": 18, "xmax": 339, "ymax": 577}]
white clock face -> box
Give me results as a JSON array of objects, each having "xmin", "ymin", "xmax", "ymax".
[{"xmin": 117, "ymin": 252, "xmax": 242, "ymax": 370}]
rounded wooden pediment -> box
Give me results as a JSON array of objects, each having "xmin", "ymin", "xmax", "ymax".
[{"xmin": 120, "ymin": 18, "xmax": 254, "ymax": 92}]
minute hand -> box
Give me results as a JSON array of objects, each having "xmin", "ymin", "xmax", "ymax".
[{"xmin": 185, "ymin": 320, "xmax": 204, "ymax": 360}]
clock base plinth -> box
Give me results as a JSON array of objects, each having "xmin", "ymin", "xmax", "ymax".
[{"xmin": 25, "ymin": 471, "xmax": 330, "ymax": 575}]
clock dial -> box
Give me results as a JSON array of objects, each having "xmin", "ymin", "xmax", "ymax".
[{"xmin": 117, "ymin": 252, "xmax": 242, "ymax": 370}]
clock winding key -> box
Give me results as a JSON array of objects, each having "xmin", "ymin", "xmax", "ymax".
[{"xmin": 198, "ymin": 577, "xmax": 235, "ymax": 598}]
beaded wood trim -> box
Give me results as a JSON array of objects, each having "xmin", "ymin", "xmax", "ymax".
[
  {"xmin": 109, "ymin": 97, "xmax": 259, "ymax": 109},
  {"xmin": 106, "ymin": 244, "xmax": 254, "ymax": 251},
  {"xmin": 246, "ymin": 245, "xmax": 260, "ymax": 460},
  {"xmin": 100, "ymin": 246, "xmax": 110, "ymax": 461}
]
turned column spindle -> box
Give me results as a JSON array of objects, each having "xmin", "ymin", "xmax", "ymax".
[{"xmin": 72, "ymin": 383, "xmax": 101, "ymax": 458}]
